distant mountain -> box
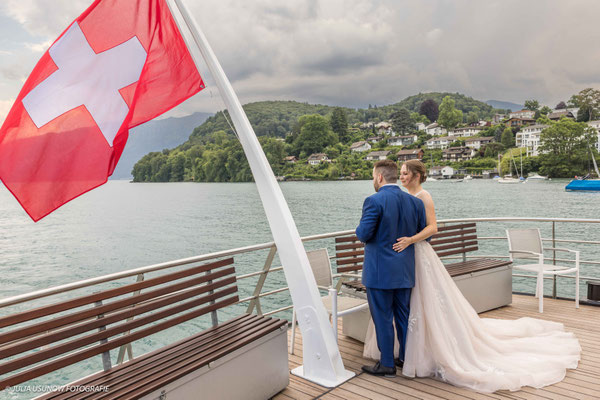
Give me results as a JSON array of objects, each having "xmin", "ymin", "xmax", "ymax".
[
  {"xmin": 485, "ymin": 100, "xmax": 524, "ymax": 112},
  {"xmin": 111, "ymin": 111, "xmax": 212, "ymax": 179}
]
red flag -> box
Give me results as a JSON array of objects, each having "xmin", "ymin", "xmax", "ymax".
[{"xmin": 0, "ymin": 0, "xmax": 204, "ymax": 221}]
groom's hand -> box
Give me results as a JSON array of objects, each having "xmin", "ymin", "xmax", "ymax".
[{"xmin": 393, "ymin": 237, "xmax": 413, "ymax": 252}]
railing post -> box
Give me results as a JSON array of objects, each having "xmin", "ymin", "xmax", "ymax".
[
  {"xmin": 247, "ymin": 245, "xmax": 277, "ymax": 315},
  {"xmin": 117, "ymin": 273, "xmax": 145, "ymax": 365},
  {"xmin": 552, "ymin": 221, "xmax": 557, "ymax": 299},
  {"xmin": 206, "ymin": 270, "xmax": 218, "ymax": 327},
  {"xmin": 94, "ymin": 298, "xmax": 112, "ymax": 371}
]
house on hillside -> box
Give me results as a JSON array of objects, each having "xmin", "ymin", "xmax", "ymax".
[
  {"xmin": 451, "ymin": 126, "xmax": 485, "ymax": 137},
  {"xmin": 388, "ymin": 134, "xmax": 417, "ymax": 146},
  {"xmin": 350, "ymin": 141, "xmax": 371, "ymax": 152},
  {"xmin": 367, "ymin": 136, "xmax": 384, "ymax": 144},
  {"xmin": 509, "ymin": 109, "xmax": 535, "ymax": 119},
  {"xmin": 416, "ymin": 122, "xmax": 426, "ymax": 131},
  {"xmin": 442, "ymin": 147, "xmax": 477, "ymax": 162},
  {"xmin": 464, "ymin": 136, "xmax": 495, "ymax": 150},
  {"xmin": 284, "ymin": 156, "xmax": 298, "ymax": 163},
  {"xmin": 426, "ymin": 135, "xmax": 457, "ymax": 150},
  {"xmin": 505, "ymin": 117, "xmax": 535, "ymax": 128},
  {"xmin": 425, "ymin": 122, "xmax": 447, "ymax": 136},
  {"xmin": 365, "ymin": 151, "xmax": 391, "ymax": 161},
  {"xmin": 588, "ymin": 121, "xmax": 600, "ymax": 152},
  {"xmin": 548, "ymin": 110, "xmax": 575, "ymax": 121},
  {"xmin": 307, "ymin": 153, "xmax": 328, "ymax": 165},
  {"xmin": 516, "ymin": 124, "xmax": 548, "ymax": 156},
  {"xmin": 396, "ymin": 149, "xmax": 424, "ymax": 162}
]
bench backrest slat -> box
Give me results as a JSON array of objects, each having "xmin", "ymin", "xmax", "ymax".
[
  {"xmin": 0, "ymin": 258, "xmax": 238, "ymax": 390},
  {"xmin": 0, "ymin": 257, "xmax": 234, "ymax": 329},
  {"xmin": 334, "ymin": 223, "xmax": 480, "ymax": 274}
]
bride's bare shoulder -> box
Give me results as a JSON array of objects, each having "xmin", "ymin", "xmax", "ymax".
[{"xmin": 417, "ymin": 190, "xmax": 435, "ymax": 207}]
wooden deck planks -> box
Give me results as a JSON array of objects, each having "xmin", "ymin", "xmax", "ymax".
[{"xmin": 276, "ymin": 294, "xmax": 600, "ymax": 400}]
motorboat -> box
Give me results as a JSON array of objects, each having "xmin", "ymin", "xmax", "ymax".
[
  {"xmin": 527, "ymin": 173, "xmax": 548, "ymax": 181},
  {"xmin": 498, "ymin": 175, "xmax": 521, "ymax": 184}
]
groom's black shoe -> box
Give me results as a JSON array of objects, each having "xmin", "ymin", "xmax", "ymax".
[
  {"xmin": 395, "ymin": 358, "xmax": 404, "ymax": 368},
  {"xmin": 361, "ymin": 362, "xmax": 396, "ymax": 377}
]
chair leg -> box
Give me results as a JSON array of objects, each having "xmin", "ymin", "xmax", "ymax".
[
  {"xmin": 575, "ymin": 268, "xmax": 580, "ymax": 309},
  {"xmin": 290, "ymin": 308, "xmax": 297, "ymax": 355},
  {"xmin": 538, "ymin": 272, "xmax": 544, "ymax": 313}
]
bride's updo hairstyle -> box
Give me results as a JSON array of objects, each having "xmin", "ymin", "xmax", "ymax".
[{"xmin": 403, "ymin": 160, "xmax": 427, "ymax": 183}]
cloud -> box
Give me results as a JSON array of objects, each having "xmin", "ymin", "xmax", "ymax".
[
  {"xmin": 2, "ymin": 0, "xmax": 600, "ymax": 118},
  {"xmin": 25, "ymin": 39, "xmax": 53, "ymax": 53},
  {"xmin": 0, "ymin": 99, "xmax": 15, "ymax": 124}
]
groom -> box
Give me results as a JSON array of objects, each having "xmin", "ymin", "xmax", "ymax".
[{"xmin": 356, "ymin": 160, "xmax": 426, "ymax": 376}]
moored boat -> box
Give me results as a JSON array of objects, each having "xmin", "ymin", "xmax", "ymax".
[{"xmin": 566, "ymin": 178, "xmax": 600, "ymax": 191}]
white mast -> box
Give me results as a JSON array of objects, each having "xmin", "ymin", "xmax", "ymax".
[{"xmin": 166, "ymin": 0, "xmax": 354, "ymax": 387}]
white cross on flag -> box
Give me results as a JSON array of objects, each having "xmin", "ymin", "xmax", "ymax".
[{"xmin": 0, "ymin": 0, "xmax": 204, "ymax": 221}]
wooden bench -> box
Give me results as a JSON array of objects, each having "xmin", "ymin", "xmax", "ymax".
[
  {"xmin": 0, "ymin": 258, "xmax": 288, "ymax": 400},
  {"xmin": 335, "ymin": 223, "xmax": 512, "ymax": 341}
]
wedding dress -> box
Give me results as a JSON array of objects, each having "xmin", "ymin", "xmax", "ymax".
[{"xmin": 363, "ymin": 198, "xmax": 581, "ymax": 393}]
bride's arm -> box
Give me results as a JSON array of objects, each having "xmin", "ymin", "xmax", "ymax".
[{"xmin": 393, "ymin": 192, "xmax": 438, "ymax": 252}]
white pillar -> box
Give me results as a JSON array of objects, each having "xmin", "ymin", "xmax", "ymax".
[{"xmin": 166, "ymin": 0, "xmax": 354, "ymax": 387}]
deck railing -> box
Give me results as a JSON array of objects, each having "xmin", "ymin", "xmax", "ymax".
[{"xmin": 1, "ymin": 217, "xmax": 599, "ymax": 366}]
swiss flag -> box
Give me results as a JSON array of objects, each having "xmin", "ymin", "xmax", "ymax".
[{"xmin": 0, "ymin": 0, "xmax": 204, "ymax": 221}]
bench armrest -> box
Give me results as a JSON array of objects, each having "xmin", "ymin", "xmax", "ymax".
[
  {"xmin": 544, "ymin": 247, "xmax": 579, "ymax": 255},
  {"xmin": 509, "ymin": 250, "xmax": 542, "ymax": 256}
]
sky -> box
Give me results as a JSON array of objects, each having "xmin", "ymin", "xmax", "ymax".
[{"xmin": 1, "ymin": 0, "xmax": 600, "ymax": 123}]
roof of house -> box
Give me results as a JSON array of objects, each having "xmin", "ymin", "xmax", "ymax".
[
  {"xmin": 548, "ymin": 111, "xmax": 574, "ymax": 119},
  {"xmin": 308, "ymin": 153, "xmax": 327, "ymax": 160},
  {"xmin": 397, "ymin": 149, "xmax": 424, "ymax": 155},
  {"xmin": 453, "ymin": 126, "xmax": 484, "ymax": 131},
  {"xmin": 350, "ymin": 141, "xmax": 369, "ymax": 149},
  {"xmin": 367, "ymin": 151, "xmax": 391, "ymax": 156},
  {"xmin": 465, "ymin": 136, "xmax": 495, "ymax": 142}
]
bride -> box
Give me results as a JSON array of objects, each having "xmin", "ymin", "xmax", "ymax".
[{"xmin": 362, "ymin": 160, "xmax": 581, "ymax": 393}]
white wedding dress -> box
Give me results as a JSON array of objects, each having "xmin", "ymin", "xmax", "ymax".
[{"xmin": 363, "ymin": 198, "xmax": 581, "ymax": 393}]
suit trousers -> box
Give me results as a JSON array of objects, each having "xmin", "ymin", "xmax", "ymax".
[{"xmin": 366, "ymin": 287, "xmax": 412, "ymax": 368}]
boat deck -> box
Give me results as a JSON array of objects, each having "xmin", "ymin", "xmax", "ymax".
[{"xmin": 276, "ymin": 295, "xmax": 600, "ymax": 400}]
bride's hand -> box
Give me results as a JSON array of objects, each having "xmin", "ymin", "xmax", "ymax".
[{"xmin": 393, "ymin": 237, "xmax": 413, "ymax": 252}]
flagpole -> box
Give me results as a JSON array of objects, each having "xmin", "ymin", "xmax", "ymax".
[{"xmin": 166, "ymin": 0, "xmax": 354, "ymax": 387}]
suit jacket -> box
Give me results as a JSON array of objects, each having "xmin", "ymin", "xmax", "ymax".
[{"xmin": 355, "ymin": 185, "xmax": 427, "ymax": 289}]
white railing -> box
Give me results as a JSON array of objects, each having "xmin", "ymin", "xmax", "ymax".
[{"xmin": 1, "ymin": 217, "xmax": 599, "ymax": 365}]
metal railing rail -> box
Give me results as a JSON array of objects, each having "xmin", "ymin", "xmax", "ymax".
[{"xmin": 1, "ymin": 217, "xmax": 599, "ymax": 365}]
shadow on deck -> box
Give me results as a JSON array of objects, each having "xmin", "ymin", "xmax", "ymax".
[{"xmin": 275, "ymin": 294, "xmax": 600, "ymax": 400}]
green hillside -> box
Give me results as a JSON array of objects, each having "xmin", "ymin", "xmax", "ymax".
[{"xmin": 132, "ymin": 94, "xmax": 509, "ymax": 183}]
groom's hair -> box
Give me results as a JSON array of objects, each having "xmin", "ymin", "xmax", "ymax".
[{"xmin": 374, "ymin": 160, "xmax": 398, "ymax": 183}]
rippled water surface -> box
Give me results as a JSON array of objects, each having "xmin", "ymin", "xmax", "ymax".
[{"xmin": 1, "ymin": 179, "xmax": 598, "ymax": 398}]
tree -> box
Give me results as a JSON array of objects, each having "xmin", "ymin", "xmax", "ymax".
[
  {"xmin": 483, "ymin": 142, "xmax": 504, "ymax": 158},
  {"xmin": 501, "ymin": 127, "xmax": 515, "ymax": 148},
  {"xmin": 570, "ymin": 88, "xmax": 600, "ymax": 122},
  {"xmin": 539, "ymin": 106, "xmax": 552, "ymax": 116},
  {"xmin": 330, "ymin": 107, "xmax": 349, "ymax": 143},
  {"xmin": 437, "ymin": 96, "xmax": 463, "ymax": 130},
  {"xmin": 555, "ymin": 101, "xmax": 567, "ymax": 110},
  {"xmin": 293, "ymin": 114, "xmax": 338, "ymax": 156},
  {"xmin": 419, "ymin": 99, "xmax": 439, "ymax": 122},
  {"xmin": 390, "ymin": 108, "xmax": 413, "ymax": 134},
  {"xmin": 466, "ymin": 111, "xmax": 479, "ymax": 124},
  {"xmin": 538, "ymin": 119, "xmax": 598, "ymax": 177},
  {"xmin": 524, "ymin": 99, "xmax": 540, "ymax": 111}
]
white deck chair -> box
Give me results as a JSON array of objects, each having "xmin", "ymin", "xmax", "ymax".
[
  {"xmin": 506, "ymin": 228, "xmax": 579, "ymax": 313},
  {"xmin": 289, "ymin": 248, "xmax": 369, "ymax": 354}
]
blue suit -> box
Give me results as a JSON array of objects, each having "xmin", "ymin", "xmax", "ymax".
[{"xmin": 356, "ymin": 184, "xmax": 426, "ymax": 367}]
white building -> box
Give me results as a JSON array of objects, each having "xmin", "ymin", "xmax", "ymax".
[
  {"xmin": 388, "ymin": 134, "xmax": 418, "ymax": 146},
  {"xmin": 464, "ymin": 136, "xmax": 495, "ymax": 150},
  {"xmin": 429, "ymin": 166, "xmax": 454, "ymax": 178},
  {"xmin": 450, "ymin": 126, "xmax": 485, "ymax": 137},
  {"xmin": 416, "ymin": 122, "xmax": 426, "ymax": 131},
  {"xmin": 307, "ymin": 153, "xmax": 328, "ymax": 165},
  {"xmin": 350, "ymin": 141, "xmax": 371, "ymax": 152},
  {"xmin": 426, "ymin": 135, "xmax": 457, "ymax": 150},
  {"xmin": 515, "ymin": 124, "xmax": 549, "ymax": 156},
  {"xmin": 588, "ymin": 120, "xmax": 600, "ymax": 151},
  {"xmin": 425, "ymin": 122, "xmax": 447, "ymax": 136},
  {"xmin": 509, "ymin": 109, "xmax": 535, "ymax": 119}
]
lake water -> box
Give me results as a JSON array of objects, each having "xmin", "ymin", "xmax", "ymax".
[{"xmin": 1, "ymin": 178, "xmax": 599, "ymax": 398}]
